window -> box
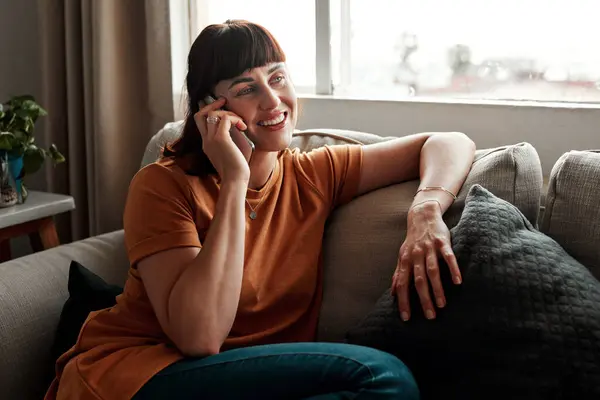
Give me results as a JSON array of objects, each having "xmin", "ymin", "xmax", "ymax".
[
  {"xmin": 189, "ymin": 0, "xmax": 316, "ymax": 92},
  {"xmin": 185, "ymin": 0, "xmax": 600, "ymax": 103}
]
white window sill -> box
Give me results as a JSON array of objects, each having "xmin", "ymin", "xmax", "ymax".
[{"xmin": 298, "ymin": 93, "xmax": 600, "ymax": 110}]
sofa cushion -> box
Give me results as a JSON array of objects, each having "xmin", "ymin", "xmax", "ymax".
[
  {"xmin": 141, "ymin": 120, "xmax": 184, "ymax": 168},
  {"xmin": 541, "ymin": 150, "xmax": 600, "ymax": 279},
  {"xmin": 346, "ymin": 185, "xmax": 600, "ymax": 400},
  {"xmin": 315, "ymin": 133, "xmax": 543, "ymax": 342},
  {"xmin": 51, "ymin": 261, "xmax": 123, "ymax": 367}
]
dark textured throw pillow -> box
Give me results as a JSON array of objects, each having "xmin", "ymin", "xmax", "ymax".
[
  {"xmin": 51, "ymin": 261, "xmax": 123, "ymax": 363},
  {"xmin": 346, "ymin": 185, "xmax": 600, "ymax": 400}
]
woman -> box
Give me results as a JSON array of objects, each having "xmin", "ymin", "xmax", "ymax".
[{"xmin": 46, "ymin": 20, "xmax": 475, "ymax": 399}]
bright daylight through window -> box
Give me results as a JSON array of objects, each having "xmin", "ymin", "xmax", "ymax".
[{"xmin": 191, "ymin": 0, "xmax": 600, "ymax": 103}]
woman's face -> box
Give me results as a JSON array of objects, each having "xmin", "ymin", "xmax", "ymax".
[{"xmin": 213, "ymin": 62, "xmax": 297, "ymax": 152}]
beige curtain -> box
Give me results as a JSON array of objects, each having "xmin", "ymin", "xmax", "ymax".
[{"xmin": 36, "ymin": 0, "xmax": 174, "ymax": 241}]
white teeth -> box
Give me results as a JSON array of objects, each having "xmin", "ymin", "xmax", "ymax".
[{"xmin": 259, "ymin": 113, "xmax": 285, "ymax": 126}]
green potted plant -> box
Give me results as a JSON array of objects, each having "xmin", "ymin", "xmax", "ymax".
[{"xmin": 0, "ymin": 95, "xmax": 65, "ymax": 202}]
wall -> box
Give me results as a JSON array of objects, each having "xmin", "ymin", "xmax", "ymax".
[
  {"xmin": 296, "ymin": 96, "xmax": 600, "ymax": 177},
  {"xmin": 0, "ymin": 0, "xmax": 41, "ymax": 107},
  {"xmin": 0, "ymin": 0, "xmax": 43, "ymax": 257},
  {"xmin": 0, "ymin": 0, "xmax": 44, "ymax": 190}
]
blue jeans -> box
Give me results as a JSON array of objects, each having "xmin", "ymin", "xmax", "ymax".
[{"xmin": 133, "ymin": 342, "xmax": 419, "ymax": 399}]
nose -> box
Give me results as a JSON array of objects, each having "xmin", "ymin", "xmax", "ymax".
[{"xmin": 259, "ymin": 87, "xmax": 281, "ymax": 110}]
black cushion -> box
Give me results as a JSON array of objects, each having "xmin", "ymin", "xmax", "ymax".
[
  {"xmin": 51, "ymin": 261, "xmax": 123, "ymax": 363},
  {"xmin": 346, "ymin": 185, "xmax": 600, "ymax": 400}
]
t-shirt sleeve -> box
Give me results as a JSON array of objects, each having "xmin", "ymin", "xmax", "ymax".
[
  {"xmin": 294, "ymin": 144, "xmax": 363, "ymax": 209},
  {"xmin": 123, "ymin": 164, "xmax": 202, "ymax": 267}
]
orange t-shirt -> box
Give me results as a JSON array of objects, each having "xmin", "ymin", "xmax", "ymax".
[{"xmin": 45, "ymin": 145, "xmax": 363, "ymax": 400}]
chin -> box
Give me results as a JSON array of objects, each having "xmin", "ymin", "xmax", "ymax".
[{"xmin": 251, "ymin": 121, "xmax": 295, "ymax": 152}]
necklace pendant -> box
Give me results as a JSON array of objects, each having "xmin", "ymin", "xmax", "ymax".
[{"xmin": 249, "ymin": 211, "xmax": 257, "ymax": 220}]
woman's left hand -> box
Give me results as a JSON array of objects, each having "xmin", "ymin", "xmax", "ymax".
[{"xmin": 391, "ymin": 201, "xmax": 462, "ymax": 321}]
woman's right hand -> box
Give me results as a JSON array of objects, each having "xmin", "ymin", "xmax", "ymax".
[{"xmin": 194, "ymin": 97, "xmax": 252, "ymax": 183}]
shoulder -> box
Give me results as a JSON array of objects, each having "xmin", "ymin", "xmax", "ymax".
[
  {"xmin": 131, "ymin": 158, "xmax": 191, "ymax": 192},
  {"xmin": 280, "ymin": 144, "xmax": 363, "ymax": 207},
  {"xmin": 284, "ymin": 144, "xmax": 362, "ymax": 172},
  {"xmin": 282, "ymin": 145, "xmax": 334, "ymax": 166},
  {"xmin": 126, "ymin": 158, "xmax": 199, "ymax": 212}
]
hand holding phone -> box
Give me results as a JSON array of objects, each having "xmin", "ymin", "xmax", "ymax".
[
  {"xmin": 203, "ymin": 95, "xmax": 255, "ymax": 153},
  {"xmin": 193, "ymin": 95, "xmax": 253, "ymax": 181}
]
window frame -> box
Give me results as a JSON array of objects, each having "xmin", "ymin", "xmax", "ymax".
[{"xmin": 179, "ymin": 0, "xmax": 600, "ymax": 107}]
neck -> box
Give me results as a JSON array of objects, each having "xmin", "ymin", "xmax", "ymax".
[{"xmin": 247, "ymin": 151, "xmax": 279, "ymax": 190}]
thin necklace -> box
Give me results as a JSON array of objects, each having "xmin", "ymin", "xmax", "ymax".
[
  {"xmin": 244, "ymin": 165, "xmax": 276, "ymax": 220},
  {"xmin": 245, "ymin": 197, "xmax": 265, "ymax": 220}
]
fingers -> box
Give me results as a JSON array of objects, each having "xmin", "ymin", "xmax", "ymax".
[
  {"xmin": 194, "ymin": 97, "xmax": 227, "ymax": 138},
  {"xmin": 213, "ymin": 112, "xmax": 247, "ymax": 134},
  {"xmin": 413, "ymin": 246, "xmax": 436, "ymax": 320},
  {"xmin": 437, "ymin": 238, "xmax": 462, "ymax": 285},
  {"xmin": 395, "ymin": 252, "xmax": 412, "ymax": 322},
  {"xmin": 426, "ymin": 246, "xmax": 446, "ymax": 309},
  {"xmin": 198, "ymin": 96, "xmax": 226, "ymax": 115},
  {"xmin": 201, "ymin": 110, "xmax": 248, "ymax": 141}
]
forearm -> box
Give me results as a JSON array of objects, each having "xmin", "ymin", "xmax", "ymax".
[
  {"xmin": 169, "ymin": 181, "xmax": 247, "ymax": 355},
  {"xmin": 412, "ymin": 132, "xmax": 475, "ymax": 214}
]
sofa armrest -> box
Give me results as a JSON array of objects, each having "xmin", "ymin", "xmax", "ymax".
[{"xmin": 0, "ymin": 230, "xmax": 128, "ymax": 400}]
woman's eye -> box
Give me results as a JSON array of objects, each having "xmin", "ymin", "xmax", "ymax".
[
  {"xmin": 272, "ymin": 76, "xmax": 285, "ymax": 85},
  {"xmin": 237, "ymin": 87, "xmax": 254, "ymax": 96}
]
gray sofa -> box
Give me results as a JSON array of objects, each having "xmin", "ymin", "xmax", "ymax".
[{"xmin": 1, "ymin": 125, "xmax": 599, "ymax": 400}]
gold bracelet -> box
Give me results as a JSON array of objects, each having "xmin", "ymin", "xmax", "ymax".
[
  {"xmin": 409, "ymin": 199, "xmax": 442, "ymax": 212},
  {"xmin": 415, "ymin": 186, "xmax": 457, "ymax": 200}
]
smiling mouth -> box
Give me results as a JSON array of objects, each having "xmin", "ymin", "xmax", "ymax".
[{"xmin": 257, "ymin": 112, "xmax": 287, "ymax": 127}]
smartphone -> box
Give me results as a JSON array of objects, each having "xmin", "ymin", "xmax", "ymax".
[{"xmin": 203, "ymin": 95, "xmax": 255, "ymax": 152}]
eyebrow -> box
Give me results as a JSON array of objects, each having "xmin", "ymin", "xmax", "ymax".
[{"xmin": 228, "ymin": 63, "xmax": 284, "ymax": 89}]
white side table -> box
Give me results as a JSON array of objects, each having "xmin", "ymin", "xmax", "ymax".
[{"xmin": 0, "ymin": 191, "xmax": 75, "ymax": 262}]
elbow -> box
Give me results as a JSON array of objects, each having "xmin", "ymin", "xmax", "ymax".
[
  {"xmin": 177, "ymin": 338, "xmax": 221, "ymax": 358},
  {"xmin": 448, "ymin": 131, "xmax": 476, "ymax": 151},
  {"xmin": 426, "ymin": 131, "xmax": 475, "ymax": 154}
]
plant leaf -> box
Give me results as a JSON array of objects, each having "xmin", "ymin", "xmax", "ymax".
[
  {"xmin": 21, "ymin": 100, "xmax": 47, "ymax": 120},
  {"xmin": 48, "ymin": 144, "xmax": 66, "ymax": 163},
  {"xmin": 9, "ymin": 95, "xmax": 35, "ymax": 104},
  {"xmin": 13, "ymin": 130, "xmax": 28, "ymax": 142},
  {"xmin": 23, "ymin": 144, "xmax": 45, "ymax": 175},
  {"xmin": 16, "ymin": 109, "xmax": 33, "ymax": 121},
  {"xmin": 9, "ymin": 131, "xmax": 29, "ymax": 154},
  {"xmin": 22, "ymin": 100, "xmax": 37, "ymax": 109},
  {"xmin": 0, "ymin": 132, "xmax": 16, "ymax": 150}
]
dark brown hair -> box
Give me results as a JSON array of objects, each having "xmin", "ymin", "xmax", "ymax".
[{"xmin": 163, "ymin": 20, "xmax": 286, "ymax": 175}]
